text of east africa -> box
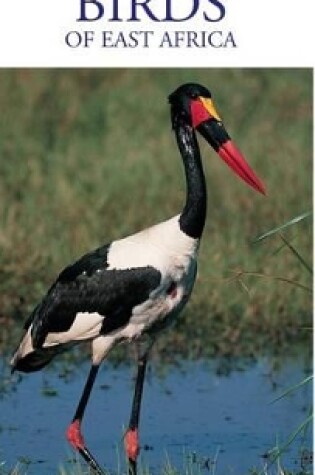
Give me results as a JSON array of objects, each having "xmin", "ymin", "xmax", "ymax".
[{"xmin": 65, "ymin": 30, "xmax": 237, "ymax": 48}]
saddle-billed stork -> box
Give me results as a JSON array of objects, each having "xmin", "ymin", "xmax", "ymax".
[{"xmin": 11, "ymin": 83, "xmax": 265, "ymax": 475}]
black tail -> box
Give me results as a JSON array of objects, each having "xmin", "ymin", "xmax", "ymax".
[{"xmin": 11, "ymin": 347, "xmax": 58, "ymax": 373}]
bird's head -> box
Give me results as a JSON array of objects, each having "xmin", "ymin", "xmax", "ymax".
[{"xmin": 168, "ymin": 83, "xmax": 266, "ymax": 195}]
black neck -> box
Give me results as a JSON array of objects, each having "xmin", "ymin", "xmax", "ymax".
[{"xmin": 175, "ymin": 121, "xmax": 207, "ymax": 239}]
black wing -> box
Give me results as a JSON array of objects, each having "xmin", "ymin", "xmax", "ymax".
[
  {"xmin": 23, "ymin": 243, "xmax": 111, "ymax": 330},
  {"xmin": 26, "ymin": 245, "xmax": 161, "ymax": 348},
  {"xmin": 57, "ymin": 243, "xmax": 111, "ymax": 282}
]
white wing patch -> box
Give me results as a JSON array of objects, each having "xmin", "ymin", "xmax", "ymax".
[
  {"xmin": 43, "ymin": 312, "xmax": 104, "ymax": 347},
  {"xmin": 11, "ymin": 312, "xmax": 106, "ymax": 366},
  {"xmin": 10, "ymin": 327, "xmax": 34, "ymax": 366}
]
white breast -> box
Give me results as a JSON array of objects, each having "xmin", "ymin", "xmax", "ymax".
[{"xmin": 107, "ymin": 215, "xmax": 199, "ymax": 275}]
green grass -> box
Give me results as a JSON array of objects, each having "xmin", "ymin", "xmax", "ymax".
[
  {"xmin": 0, "ymin": 69, "xmax": 312, "ymax": 360},
  {"xmin": 3, "ymin": 446, "xmax": 312, "ymax": 475}
]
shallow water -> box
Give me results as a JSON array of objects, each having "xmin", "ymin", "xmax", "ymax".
[{"xmin": 0, "ymin": 356, "xmax": 312, "ymax": 474}]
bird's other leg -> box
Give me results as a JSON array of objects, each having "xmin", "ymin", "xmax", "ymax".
[
  {"xmin": 66, "ymin": 364, "xmax": 105, "ymax": 475},
  {"xmin": 125, "ymin": 339, "xmax": 154, "ymax": 475}
]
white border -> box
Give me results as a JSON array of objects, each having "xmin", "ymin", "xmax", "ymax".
[{"xmin": 0, "ymin": 0, "xmax": 314, "ymax": 67}]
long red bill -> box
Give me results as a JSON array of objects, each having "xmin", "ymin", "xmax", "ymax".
[{"xmin": 218, "ymin": 140, "xmax": 266, "ymax": 195}]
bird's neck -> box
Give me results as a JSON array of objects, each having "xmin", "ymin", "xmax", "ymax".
[{"xmin": 175, "ymin": 122, "xmax": 207, "ymax": 239}]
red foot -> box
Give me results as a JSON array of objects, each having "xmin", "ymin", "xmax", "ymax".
[
  {"xmin": 66, "ymin": 419, "xmax": 85, "ymax": 450},
  {"xmin": 124, "ymin": 428, "xmax": 139, "ymax": 462}
]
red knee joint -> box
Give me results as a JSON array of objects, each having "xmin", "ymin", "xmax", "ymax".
[
  {"xmin": 66, "ymin": 419, "xmax": 85, "ymax": 450},
  {"xmin": 124, "ymin": 428, "xmax": 140, "ymax": 461}
]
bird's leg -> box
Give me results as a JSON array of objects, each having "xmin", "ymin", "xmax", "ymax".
[
  {"xmin": 125, "ymin": 355, "xmax": 148, "ymax": 475},
  {"xmin": 125, "ymin": 340, "xmax": 153, "ymax": 475},
  {"xmin": 66, "ymin": 364, "xmax": 105, "ymax": 475}
]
